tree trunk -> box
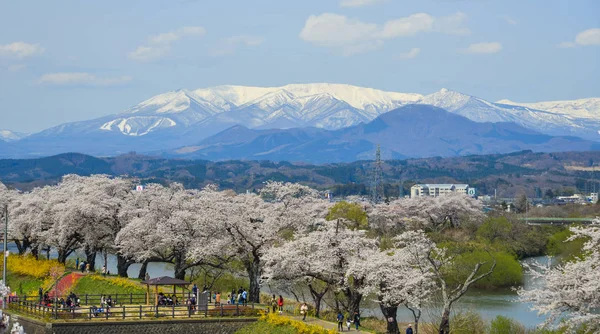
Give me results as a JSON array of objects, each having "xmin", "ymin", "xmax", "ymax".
[
  {"xmin": 116, "ymin": 254, "xmax": 133, "ymax": 278},
  {"xmin": 57, "ymin": 248, "xmax": 70, "ymax": 264},
  {"xmin": 245, "ymin": 258, "xmax": 261, "ymax": 303},
  {"xmin": 138, "ymin": 260, "xmax": 149, "ymax": 280},
  {"xmin": 438, "ymin": 306, "xmax": 451, "ymax": 334},
  {"xmin": 174, "ymin": 264, "xmax": 186, "ymax": 280},
  {"xmin": 85, "ymin": 248, "xmax": 97, "ymax": 272},
  {"xmin": 308, "ymin": 283, "xmax": 328, "ymax": 318},
  {"xmin": 14, "ymin": 238, "xmax": 31, "ymax": 255},
  {"xmin": 380, "ymin": 305, "xmax": 399, "ymax": 334},
  {"xmin": 31, "ymin": 245, "xmax": 39, "ymax": 259},
  {"xmin": 344, "ymin": 287, "xmax": 362, "ymax": 315}
]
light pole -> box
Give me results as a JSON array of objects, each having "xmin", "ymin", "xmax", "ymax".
[{"xmin": 2, "ymin": 205, "xmax": 7, "ymax": 309}]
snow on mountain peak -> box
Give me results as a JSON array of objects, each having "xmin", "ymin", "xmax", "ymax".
[
  {"xmin": 420, "ymin": 88, "xmax": 473, "ymax": 111},
  {"xmin": 0, "ymin": 129, "xmax": 28, "ymax": 142},
  {"xmin": 126, "ymin": 90, "xmax": 193, "ymax": 114},
  {"xmin": 495, "ymin": 97, "xmax": 600, "ymax": 119}
]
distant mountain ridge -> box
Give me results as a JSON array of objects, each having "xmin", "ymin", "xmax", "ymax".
[
  {"xmin": 2, "ymin": 83, "xmax": 600, "ymax": 159},
  {"xmin": 170, "ymin": 105, "xmax": 600, "ymax": 163}
]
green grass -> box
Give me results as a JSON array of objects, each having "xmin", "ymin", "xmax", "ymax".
[
  {"xmin": 234, "ymin": 320, "xmax": 298, "ymax": 334},
  {"xmin": 71, "ymin": 276, "xmax": 145, "ymax": 296},
  {"xmin": 7, "ymin": 271, "xmax": 44, "ymax": 296}
]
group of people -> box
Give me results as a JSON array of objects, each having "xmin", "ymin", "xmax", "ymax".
[
  {"xmin": 38, "ymin": 287, "xmax": 81, "ymax": 310},
  {"xmin": 270, "ymin": 295, "xmax": 284, "ymax": 314},
  {"xmin": 157, "ymin": 292, "xmax": 178, "ymax": 306},
  {"xmin": 336, "ymin": 311, "xmax": 361, "ymax": 332},
  {"xmin": 228, "ymin": 287, "xmax": 248, "ymax": 306}
]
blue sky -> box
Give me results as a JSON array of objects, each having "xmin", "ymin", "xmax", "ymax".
[{"xmin": 0, "ymin": 0, "xmax": 598, "ymax": 133}]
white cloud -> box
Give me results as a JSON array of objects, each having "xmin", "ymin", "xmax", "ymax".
[
  {"xmin": 339, "ymin": 0, "xmax": 387, "ymax": 8},
  {"xmin": 149, "ymin": 32, "xmax": 180, "ymax": 44},
  {"xmin": 212, "ymin": 35, "xmax": 265, "ymax": 56},
  {"xmin": 557, "ymin": 41, "xmax": 576, "ymax": 48},
  {"xmin": 129, "ymin": 26, "xmax": 206, "ymax": 61},
  {"xmin": 464, "ymin": 42, "xmax": 503, "ymax": 54},
  {"xmin": 300, "ymin": 12, "xmax": 470, "ymax": 55},
  {"xmin": 128, "ymin": 46, "xmax": 169, "ymax": 62},
  {"xmin": 380, "ymin": 13, "xmax": 434, "ymax": 38},
  {"xmin": 300, "ymin": 13, "xmax": 378, "ymax": 46},
  {"xmin": 38, "ymin": 72, "xmax": 132, "ymax": 86},
  {"xmin": 434, "ymin": 12, "xmax": 471, "ymax": 35},
  {"xmin": 558, "ymin": 28, "xmax": 600, "ymax": 48},
  {"xmin": 7, "ymin": 64, "xmax": 27, "ymax": 72},
  {"xmin": 398, "ymin": 47, "xmax": 420, "ymax": 59},
  {"xmin": 0, "ymin": 42, "xmax": 44, "ymax": 58},
  {"xmin": 575, "ymin": 28, "xmax": 600, "ymax": 46},
  {"xmin": 498, "ymin": 15, "xmax": 517, "ymax": 26}
]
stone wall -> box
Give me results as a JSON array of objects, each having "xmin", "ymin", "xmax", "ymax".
[{"xmin": 7, "ymin": 313, "xmax": 256, "ymax": 334}]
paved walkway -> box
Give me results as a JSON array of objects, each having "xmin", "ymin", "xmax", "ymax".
[{"xmin": 291, "ymin": 316, "xmax": 371, "ymax": 333}]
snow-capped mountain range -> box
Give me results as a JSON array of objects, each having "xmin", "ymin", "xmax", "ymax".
[{"xmin": 3, "ymin": 83, "xmax": 600, "ymax": 158}]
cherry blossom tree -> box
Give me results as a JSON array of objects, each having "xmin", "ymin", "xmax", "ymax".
[
  {"xmin": 264, "ymin": 221, "xmax": 377, "ymax": 315},
  {"xmin": 391, "ymin": 193, "xmax": 485, "ymax": 231},
  {"xmin": 350, "ymin": 239, "xmax": 437, "ymax": 334},
  {"xmin": 70, "ymin": 175, "xmax": 135, "ymax": 274},
  {"xmin": 518, "ymin": 220, "xmax": 600, "ymax": 332},
  {"xmin": 396, "ymin": 230, "xmax": 496, "ymax": 334},
  {"xmin": 196, "ymin": 182, "xmax": 329, "ymax": 303},
  {"xmin": 117, "ymin": 183, "xmax": 231, "ymax": 279}
]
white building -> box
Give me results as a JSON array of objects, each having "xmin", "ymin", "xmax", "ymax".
[{"xmin": 410, "ymin": 184, "xmax": 475, "ymax": 198}]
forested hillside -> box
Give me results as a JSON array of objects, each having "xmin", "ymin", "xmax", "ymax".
[{"xmin": 1, "ymin": 150, "xmax": 599, "ymax": 198}]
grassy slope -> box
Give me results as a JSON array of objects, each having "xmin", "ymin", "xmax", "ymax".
[
  {"xmin": 71, "ymin": 276, "xmax": 145, "ymax": 296},
  {"xmin": 235, "ymin": 320, "xmax": 298, "ymax": 334},
  {"xmin": 7, "ymin": 271, "xmax": 43, "ymax": 296}
]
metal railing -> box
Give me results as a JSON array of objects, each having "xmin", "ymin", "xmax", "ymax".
[
  {"xmin": 9, "ymin": 300, "xmax": 261, "ymax": 321},
  {"xmin": 18, "ymin": 292, "xmax": 197, "ymax": 306}
]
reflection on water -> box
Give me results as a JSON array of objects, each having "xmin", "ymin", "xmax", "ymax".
[{"xmin": 361, "ymin": 256, "xmax": 552, "ymax": 328}]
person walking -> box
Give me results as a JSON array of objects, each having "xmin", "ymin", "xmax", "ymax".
[
  {"xmin": 406, "ymin": 324, "xmax": 413, "ymax": 334},
  {"xmin": 101, "ymin": 265, "xmax": 106, "ymax": 276},
  {"xmin": 75, "ymin": 258, "xmax": 79, "ymax": 270},
  {"xmin": 271, "ymin": 295, "xmax": 277, "ymax": 313},
  {"xmin": 300, "ymin": 302, "xmax": 308, "ymax": 321},
  {"xmin": 337, "ymin": 311, "xmax": 344, "ymax": 332},
  {"xmin": 241, "ymin": 289, "xmax": 248, "ymax": 306},
  {"xmin": 85, "ymin": 263, "xmax": 90, "ymax": 273},
  {"xmin": 354, "ymin": 311, "xmax": 361, "ymax": 330},
  {"xmin": 277, "ymin": 295, "xmax": 284, "ymax": 314}
]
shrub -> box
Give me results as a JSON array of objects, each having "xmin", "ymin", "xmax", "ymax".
[
  {"xmin": 4, "ymin": 255, "xmax": 64, "ymax": 279},
  {"xmin": 261, "ymin": 312, "xmax": 337, "ymax": 334},
  {"xmin": 448, "ymin": 310, "xmax": 487, "ymax": 334},
  {"xmin": 489, "ymin": 315, "xmax": 525, "ymax": 334},
  {"xmin": 444, "ymin": 249, "xmax": 523, "ymax": 289}
]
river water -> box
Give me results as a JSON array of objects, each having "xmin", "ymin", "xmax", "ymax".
[{"xmin": 8, "ymin": 244, "xmax": 548, "ymax": 328}]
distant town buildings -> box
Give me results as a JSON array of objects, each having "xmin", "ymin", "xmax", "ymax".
[{"xmin": 410, "ymin": 184, "xmax": 476, "ymax": 198}]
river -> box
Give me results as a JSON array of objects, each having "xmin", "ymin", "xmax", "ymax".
[{"xmin": 361, "ymin": 256, "xmax": 550, "ymax": 328}]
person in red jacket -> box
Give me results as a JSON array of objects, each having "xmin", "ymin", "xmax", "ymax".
[{"xmin": 277, "ymin": 295, "xmax": 284, "ymax": 314}]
